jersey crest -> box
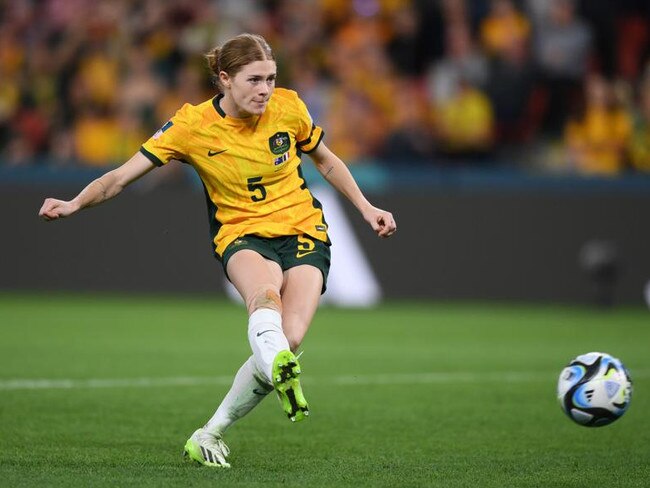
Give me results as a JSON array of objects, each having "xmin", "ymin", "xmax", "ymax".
[{"xmin": 269, "ymin": 131, "xmax": 290, "ymax": 155}]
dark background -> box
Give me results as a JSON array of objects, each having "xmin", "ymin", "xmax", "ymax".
[{"xmin": 4, "ymin": 170, "xmax": 649, "ymax": 306}]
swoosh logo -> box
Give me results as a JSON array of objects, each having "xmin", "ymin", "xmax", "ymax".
[
  {"xmin": 253, "ymin": 388, "xmax": 270, "ymax": 396},
  {"xmin": 256, "ymin": 330, "xmax": 274, "ymax": 337},
  {"xmin": 296, "ymin": 250, "xmax": 317, "ymax": 258},
  {"xmin": 208, "ymin": 149, "xmax": 228, "ymax": 156}
]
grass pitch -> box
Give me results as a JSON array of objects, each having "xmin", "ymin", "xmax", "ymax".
[{"xmin": 0, "ymin": 294, "xmax": 648, "ymax": 487}]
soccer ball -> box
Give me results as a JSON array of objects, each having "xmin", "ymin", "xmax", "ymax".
[{"xmin": 557, "ymin": 352, "xmax": 632, "ymax": 427}]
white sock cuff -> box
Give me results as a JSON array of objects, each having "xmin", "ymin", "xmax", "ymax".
[{"xmin": 248, "ymin": 308, "xmax": 282, "ymax": 327}]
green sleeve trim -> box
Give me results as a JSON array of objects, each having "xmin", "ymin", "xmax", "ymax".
[
  {"xmin": 297, "ymin": 123, "xmax": 316, "ymax": 148},
  {"xmin": 139, "ymin": 147, "xmax": 164, "ymax": 167},
  {"xmin": 299, "ymin": 130, "xmax": 324, "ymax": 154}
]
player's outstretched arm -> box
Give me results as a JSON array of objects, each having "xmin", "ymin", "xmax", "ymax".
[
  {"xmin": 310, "ymin": 143, "xmax": 396, "ymax": 238},
  {"xmin": 38, "ymin": 152, "xmax": 156, "ymax": 221}
]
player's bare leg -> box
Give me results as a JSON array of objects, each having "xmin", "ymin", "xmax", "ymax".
[
  {"xmin": 280, "ymin": 264, "xmax": 323, "ymax": 352},
  {"xmin": 272, "ymin": 265, "xmax": 323, "ymax": 421}
]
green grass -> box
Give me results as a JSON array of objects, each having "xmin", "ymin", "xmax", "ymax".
[{"xmin": 0, "ymin": 293, "xmax": 649, "ymax": 487}]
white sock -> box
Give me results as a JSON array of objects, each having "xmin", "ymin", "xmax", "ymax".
[
  {"xmin": 247, "ymin": 308, "xmax": 290, "ymax": 383},
  {"xmin": 204, "ymin": 356, "xmax": 273, "ymax": 436}
]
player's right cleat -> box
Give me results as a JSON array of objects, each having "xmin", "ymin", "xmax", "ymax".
[
  {"xmin": 183, "ymin": 428, "xmax": 231, "ymax": 468},
  {"xmin": 272, "ymin": 350, "xmax": 309, "ymax": 422}
]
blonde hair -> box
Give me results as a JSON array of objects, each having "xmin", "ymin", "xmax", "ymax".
[{"xmin": 206, "ymin": 33, "xmax": 275, "ymax": 91}]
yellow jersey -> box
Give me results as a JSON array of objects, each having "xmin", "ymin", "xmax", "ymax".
[{"xmin": 140, "ymin": 88, "xmax": 328, "ymax": 258}]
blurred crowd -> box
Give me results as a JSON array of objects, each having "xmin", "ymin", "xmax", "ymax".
[{"xmin": 2, "ymin": 0, "xmax": 650, "ymax": 176}]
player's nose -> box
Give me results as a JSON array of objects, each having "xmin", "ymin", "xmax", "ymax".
[{"xmin": 258, "ymin": 82, "xmax": 271, "ymax": 96}]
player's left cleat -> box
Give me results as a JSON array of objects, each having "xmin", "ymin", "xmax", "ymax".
[
  {"xmin": 272, "ymin": 350, "xmax": 309, "ymax": 422},
  {"xmin": 183, "ymin": 428, "xmax": 231, "ymax": 468}
]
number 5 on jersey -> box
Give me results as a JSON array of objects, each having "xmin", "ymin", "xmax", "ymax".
[{"xmin": 247, "ymin": 176, "xmax": 267, "ymax": 202}]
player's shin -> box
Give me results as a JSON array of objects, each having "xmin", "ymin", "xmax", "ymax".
[{"xmin": 204, "ymin": 356, "xmax": 273, "ymax": 436}]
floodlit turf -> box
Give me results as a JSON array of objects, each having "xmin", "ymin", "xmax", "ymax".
[{"xmin": 0, "ymin": 293, "xmax": 649, "ymax": 487}]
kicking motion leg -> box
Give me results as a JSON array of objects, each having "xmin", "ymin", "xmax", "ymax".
[
  {"xmin": 227, "ymin": 250, "xmax": 310, "ymax": 422},
  {"xmin": 273, "ymin": 264, "xmax": 324, "ymax": 421}
]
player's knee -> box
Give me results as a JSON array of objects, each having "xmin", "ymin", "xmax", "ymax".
[{"xmin": 247, "ymin": 286, "xmax": 282, "ymax": 314}]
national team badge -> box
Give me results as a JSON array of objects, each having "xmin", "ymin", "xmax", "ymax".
[{"xmin": 268, "ymin": 132, "xmax": 290, "ymax": 155}]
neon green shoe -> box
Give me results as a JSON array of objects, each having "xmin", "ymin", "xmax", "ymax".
[
  {"xmin": 183, "ymin": 428, "xmax": 231, "ymax": 468},
  {"xmin": 273, "ymin": 350, "xmax": 309, "ymax": 422}
]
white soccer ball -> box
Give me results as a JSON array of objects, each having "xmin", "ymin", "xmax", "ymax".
[{"xmin": 557, "ymin": 352, "xmax": 633, "ymax": 427}]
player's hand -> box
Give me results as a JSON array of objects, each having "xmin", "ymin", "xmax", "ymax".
[
  {"xmin": 364, "ymin": 206, "xmax": 397, "ymax": 238},
  {"xmin": 38, "ymin": 198, "xmax": 79, "ymax": 221}
]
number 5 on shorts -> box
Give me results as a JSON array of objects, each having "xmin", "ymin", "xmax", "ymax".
[{"xmin": 296, "ymin": 235, "xmax": 315, "ymax": 258}]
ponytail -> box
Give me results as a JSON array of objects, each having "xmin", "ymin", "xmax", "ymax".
[{"xmin": 205, "ymin": 47, "xmax": 222, "ymax": 91}]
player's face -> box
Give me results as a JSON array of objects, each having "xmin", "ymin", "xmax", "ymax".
[{"xmin": 222, "ymin": 60, "xmax": 276, "ymax": 117}]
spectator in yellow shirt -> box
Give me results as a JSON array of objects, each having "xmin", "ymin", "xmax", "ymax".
[
  {"xmin": 435, "ymin": 79, "xmax": 494, "ymax": 158},
  {"xmin": 73, "ymin": 105, "xmax": 146, "ymax": 166},
  {"xmin": 565, "ymin": 75, "xmax": 632, "ymax": 175}
]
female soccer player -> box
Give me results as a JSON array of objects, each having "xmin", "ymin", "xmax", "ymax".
[{"xmin": 38, "ymin": 33, "xmax": 396, "ymax": 468}]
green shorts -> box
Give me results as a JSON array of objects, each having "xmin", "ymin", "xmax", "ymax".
[{"xmin": 220, "ymin": 234, "xmax": 331, "ymax": 294}]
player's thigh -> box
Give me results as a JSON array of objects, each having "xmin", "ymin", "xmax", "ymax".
[
  {"xmin": 227, "ymin": 249, "xmax": 284, "ymax": 306},
  {"xmin": 280, "ymin": 264, "xmax": 323, "ymax": 350}
]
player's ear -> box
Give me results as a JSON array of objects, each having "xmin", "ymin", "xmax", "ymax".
[{"xmin": 219, "ymin": 71, "xmax": 231, "ymax": 89}]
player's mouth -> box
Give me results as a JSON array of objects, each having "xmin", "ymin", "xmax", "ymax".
[{"xmin": 249, "ymin": 99, "xmax": 268, "ymax": 112}]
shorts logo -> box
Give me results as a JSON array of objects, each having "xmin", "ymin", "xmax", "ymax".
[
  {"xmin": 296, "ymin": 250, "xmax": 317, "ymax": 258},
  {"xmin": 269, "ymin": 132, "xmax": 290, "ymax": 155}
]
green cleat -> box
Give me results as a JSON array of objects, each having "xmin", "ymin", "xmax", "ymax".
[
  {"xmin": 183, "ymin": 428, "xmax": 231, "ymax": 468},
  {"xmin": 272, "ymin": 350, "xmax": 309, "ymax": 422}
]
